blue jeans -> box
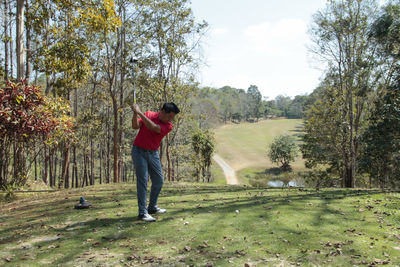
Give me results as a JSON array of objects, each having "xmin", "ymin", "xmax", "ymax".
[{"xmin": 131, "ymin": 146, "xmax": 164, "ymax": 216}]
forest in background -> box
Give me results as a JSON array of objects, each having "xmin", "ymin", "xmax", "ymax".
[{"xmin": 1, "ymin": 0, "xmax": 399, "ymax": 190}]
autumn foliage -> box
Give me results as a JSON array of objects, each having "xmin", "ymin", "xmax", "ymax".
[
  {"xmin": 0, "ymin": 80, "xmax": 56, "ymax": 138},
  {"xmin": 0, "ymin": 80, "xmax": 74, "ymax": 187}
]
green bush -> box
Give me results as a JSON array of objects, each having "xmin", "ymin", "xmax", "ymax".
[{"xmin": 268, "ymin": 135, "xmax": 299, "ymax": 171}]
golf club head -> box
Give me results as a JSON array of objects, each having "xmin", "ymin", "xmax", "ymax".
[
  {"xmin": 130, "ymin": 57, "xmax": 138, "ymax": 64},
  {"xmin": 75, "ymin": 197, "xmax": 92, "ymax": 209}
]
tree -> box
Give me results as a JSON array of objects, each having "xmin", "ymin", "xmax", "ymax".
[
  {"xmin": 16, "ymin": 0, "xmax": 24, "ymax": 80},
  {"xmin": 3, "ymin": 0, "xmax": 10, "ymax": 80},
  {"xmin": 307, "ymin": 0, "xmax": 379, "ymax": 187},
  {"xmin": 192, "ymin": 98, "xmax": 219, "ymax": 129},
  {"xmin": 191, "ymin": 129, "xmax": 215, "ymax": 182},
  {"xmin": 301, "ymin": 77, "xmax": 344, "ymax": 179},
  {"xmin": 27, "ymin": 0, "xmax": 120, "ymax": 187},
  {"xmin": 0, "ymin": 80, "xmax": 73, "ymax": 187},
  {"xmin": 287, "ymin": 95, "xmax": 308, "ymax": 118},
  {"xmin": 360, "ymin": 81, "xmax": 400, "ymax": 188},
  {"xmin": 268, "ymin": 135, "xmax": 299, "ymax": 171},
  {"xmin": 0, "ymin": 0, "xmax": 208, "ymax": 188},
  {"xmin": 132, "ymin": 0, "xmax": 207, "ymax": 181},
  {"xmin": 359, "ymin": 2, "xmax": 400, "ymax": 188},
  {"xmin": 247, "ymin": 85, "xmax": 262, "ymax": 121},
  {"xmin": 275, "ymin": 95, "xmax": 291, "ymax": 117}
]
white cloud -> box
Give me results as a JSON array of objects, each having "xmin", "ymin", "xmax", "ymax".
[
  {"xmin": 243, "ymin": 19, "xmax": 307, "ymax": 53},
  {"xmin": 211, "ymin": 27, "xmax": 229, "ymax": 36},
  {"xmin": 197, "ymin": 18, "xmax": 321, "ymax": 99}
]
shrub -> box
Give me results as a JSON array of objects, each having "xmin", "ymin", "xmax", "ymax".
[
  {"xmin": 268, "ymin": 135, "xmax": 299, "ymax": 171},
  {"xmin": 0, "ymin": 80, "xmax": 73, "ymax": 187}
]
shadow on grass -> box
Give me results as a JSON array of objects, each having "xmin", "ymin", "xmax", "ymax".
[
  {"xmin": 1, "ymin": 185, "xmax": 397, "ymax": 265},
  {"xmin": 288, "ymin": 124, "xmax": 305, "ymax": 138}
]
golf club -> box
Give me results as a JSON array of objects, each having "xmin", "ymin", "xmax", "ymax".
[{"xmin": 130, "ymin": 57, "xmax": 138, "ymax": 104}]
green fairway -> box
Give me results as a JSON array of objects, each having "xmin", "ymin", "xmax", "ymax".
[
  {"xmin": 1, "ymin": 184, "xmax": 399, "ymax": 266},
  {"xmin": 213, "ymin": 119, "xmax": 305, "ymax": 173}
]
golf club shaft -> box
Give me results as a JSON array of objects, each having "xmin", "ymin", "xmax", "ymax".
[
  {"xmin": 131, "ymin": 57, "xmax": 138, "ymax": 105},
  {"xmin": 133, "ymin": 65, "xmax": 136, "ymax": 104}
]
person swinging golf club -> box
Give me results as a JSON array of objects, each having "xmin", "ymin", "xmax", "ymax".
[{"xmin": 131, "ymin": 102, "xmax": 180, "ymax": 222}]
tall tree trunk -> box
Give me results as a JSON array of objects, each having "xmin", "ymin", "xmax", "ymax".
[
  {"xmin": 119, "ymin": 2, "xmax": 126, "ymax": 183},
  {"xmin": 49, "ymin": 150, "xmax": 54, "ymax": 187},
  {"xmin": 9, "ymin": 1, "xmax": 13, "ymax": 79},
  {"xmin": 60, "ymin": 146, "xmax": 69, "ymax": 189},
  {"xmin": 99, "ymin": 146, "xmax": 102, "ymax": 184},
  {"xmin": 34, "ymin": 144, "xmax": 37, "ymax": 181},
  {"xmin": 16, "ymin": 0, "xmax": 25, "ymax": 80},
  {"xmin": 349, "ymin": 93, "xmax": 356, "ymax": 188},
  {"xmin": 43, "ymin": 147, "xmax": 48, "ymax": 185},
  {"xmin": 73, "ymin": 146, "xmax": 78, "ymax": 188},
  {"xmin": 83, "ymin": 154, "xmax": 88, "ymax": 187},
  {"xmin": 172, "ymin": 157, "xmax": 175, "ymax": 181},
  {"xmin": 61, "ymin": 89, "xmax": 74, "ymax": 189},
  {"xmin": 90, "ymin": 140, "xmax": 94, "ymax": 185},
  {"xmin": 0, "ymin": 139, "xmax": 4, "ymax": 187},
  {"xmin": 25, "ymin": 0, "xmax": 30, "ymax": 81},
  {"xmin": 119, "ymin": 78, "xmax": 125, "ymax": 183},
  {"xmin": 54, "ymin": 152, "xmax": 58, "ymax": 187},
  {"xmin": 166, "ymin": 136, "xmax": 171, "ymax": 181},
  {"xmin": 3, "ymin": 0, "xmax": 9, "ymax": 80},
  {"xmin": 106, "ymin": 105, "xmax": 111, "ymax": 183},
  {"xmin": 112, "ymin": 97, "xmax": 119, "ymax": 183}
]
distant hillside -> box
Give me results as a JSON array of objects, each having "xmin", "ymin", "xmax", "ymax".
[{"xmin": 213, "ymin": 119, "xmax": 305, "ymax": 171}]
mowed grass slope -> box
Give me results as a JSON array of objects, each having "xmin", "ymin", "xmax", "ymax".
[
  {"xmin": 1, "ymin": 184, "xmax": 400, "ymax": 266},
  {"xmin": 213, "ymin": 119, "xmax": 305, "ymax": 171}
]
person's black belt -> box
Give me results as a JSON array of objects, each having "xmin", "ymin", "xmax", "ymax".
[{"xmin": 135, "ymin": 146, "xmax": 157, "ymax": 153}]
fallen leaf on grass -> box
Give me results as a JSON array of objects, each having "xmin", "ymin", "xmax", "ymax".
[
  {"xmin": 235, "ymin": 250, "xmax": 246, "ymax": 256},
  {"xmin": 326, "ymin": 249, "xmax": 342, "ymax": 256},
  {"xmin": 92, "ymin": 242, "xmax": 101, "ymax": 247},
  {"xmin": 372, "ymin": 258, "xmax": 390, "ymax": 264},
  {"xmin": 198, "ymin": 241, "xmax": 209, "ymax": 249},
  {"xmin": 3, "ymin": 258, "xmax": 12, "ymax": 262},
  {"xmin": 223, "ymin": 236, "xmax": 232, "ymax": 241},
  {"xmin": 351, "ymin": 255, "xmax": 361, "ymax": 258},
  {"xmin": 127, "ymin": 255, "xmax": 139, "ymax": 261}
]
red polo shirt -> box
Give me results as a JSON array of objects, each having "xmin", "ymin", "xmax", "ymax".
[{"xmin": 133, "ymin": 111, "xmax": 173, "ymax": 150}]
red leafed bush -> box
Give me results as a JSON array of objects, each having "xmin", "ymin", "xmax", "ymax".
[
  {"xmin": 0, "ymin": 80, "xmax": 58, "ymax": 139},
  {"xmin": 0, "ymin": 80, "xmax": 74, "ymax": 188}
]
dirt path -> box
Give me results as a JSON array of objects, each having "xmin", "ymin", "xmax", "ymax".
[{"xmin": 212, "ymin": 154, "xmax": 239, "ymax": 185}]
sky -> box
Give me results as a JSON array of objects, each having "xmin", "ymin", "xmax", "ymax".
[{"xmin": 190, "ymin": 0, "xmax": 328, "ymax": 100}]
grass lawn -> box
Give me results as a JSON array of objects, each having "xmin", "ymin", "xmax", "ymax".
[
  {"xmin": 1, "ymin": 183, "xmax": 400, "ymax": 266},
  {"xmin": 213, "ymin": 119, "xmax": 305, "ymax": 172}
]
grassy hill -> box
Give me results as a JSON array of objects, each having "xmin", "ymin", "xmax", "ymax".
[
  {"xmin": 213, "ymin": 119, "xmax": 305, "ymax": 184},
  {"xmin": 1, "ymin": 184, "xmax": 400, "ymax": 266}
]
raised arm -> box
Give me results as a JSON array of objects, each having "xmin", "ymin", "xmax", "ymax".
[
  {"xmin": 131, "ymin": 112, "xmax": 141, "ymax": 130},
  {"xmin": 131, "ymin": 104, "xmax": 161, "ymax": 134}
]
